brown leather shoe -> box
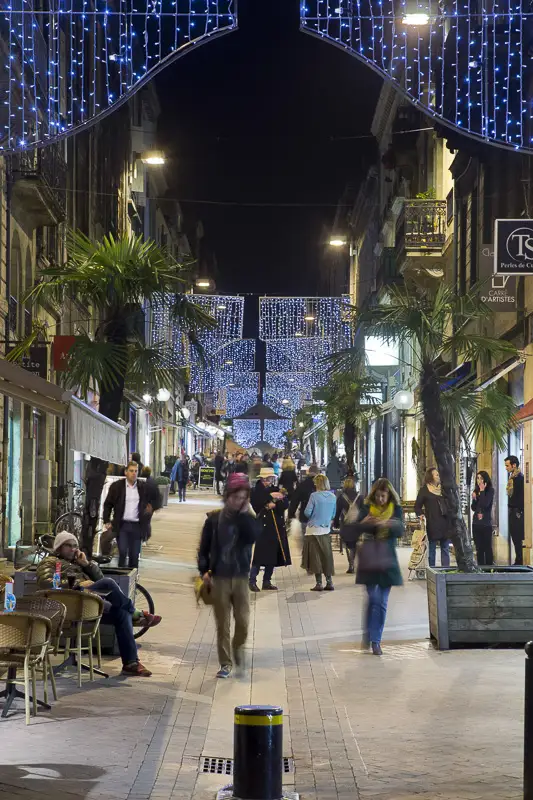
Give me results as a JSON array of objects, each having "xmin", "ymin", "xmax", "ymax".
[{"xmin": 122, "ymin": 661, "xmax": 152, "ymax": 677}]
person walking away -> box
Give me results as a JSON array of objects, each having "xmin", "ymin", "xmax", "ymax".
[
  {"xmin": 103, "ymin": 461, "xmax": 162, "ymax": 569},
  {"xmin": 131, "ymin": 452, "xmax": 144, "ymax": 474},
  {"xmin": 288, "ymin": 464, "xmax": 319, "ymax": 534},
  {"xmin": 37, "ymin": 532, "xmax": 160, "ymax": 676},
  {"xmin": 505, "ymin": 455, "xmax": 525, "ymax": 565},
  {"xmin": 271, "ymin": 453, "xmax": 281, "ymax": 480},
  {"xmin": 302, "ymin": 474, "xmax": 337, "ymax": 591},
  {"xmin": 415, "ymin": 468, "xmax": 452, "ymax": 567},
  {"xmin": 169, "ymin": 454, "xmax": 180, "ymax": 494},
  {"xmin": 279, "ymin": 457, "xmax": 298, "ymax": 500},
  {"xmin": 471, "ymin": 471, "xmax": 495, "ymax": 566},
  {"xmin": 171, "ymin": 455, "xmax": 190, "ymax": 502},
  {"xmin": 250, "ymin": 467, "xmax": 291, "ymax": 591},
  {"xmin": 197, "ymin": 474, "xmax": 258, "ymax": 679},
  {"xmin": 234, "ymin": 453, "xmax": 249, "ymax": 475},
  {"xmin": 326, "ymin": 454, "xmax": 345, "ymax": 493},
  {"xmin": 334, "ymin": 476, "xmax": 362, "ymax": 574},
  {"xmin": 350, "ymin": 478, "xmax": 403, "ymax": 655},
  {"xmin": 214, "ymin": 451, "xmax": 225, "ymax": 496}
]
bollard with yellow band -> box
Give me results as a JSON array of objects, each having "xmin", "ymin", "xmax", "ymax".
[{"xmin": 233, "ymin": 705, "xmax": 283, "ymax": 800}]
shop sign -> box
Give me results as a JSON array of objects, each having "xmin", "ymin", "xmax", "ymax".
[
  {"xmin": 7, "ymin": 346, "xmax": 48, "ymax": 379},
  {"xmin": 494, "ymin": 219, "xmax": 533, "ymax": 275},
  {"xmin": 52, "ymin": 335, "xmax": 77, "ymax": 371},
  {"xmin": 480, "ymin": 244, "xmax": 516, "ymax": 310}
]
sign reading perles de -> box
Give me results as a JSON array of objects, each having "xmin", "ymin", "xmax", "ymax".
[
  {"xmin": 494, "ymin": 219, "xmax": 533, "ymax": 275},
  {"xmin": 480, "ymin": 245, "xmax": 516, "ymax": 310}
]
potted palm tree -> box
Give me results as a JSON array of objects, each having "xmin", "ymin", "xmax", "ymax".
[
  {"xmin": 332, "ymin": 281, "xmax": 531, "ymax": 649},
  {"xmin": 12, "ymin": 231, "xmax": 216, "ymax": 554}
]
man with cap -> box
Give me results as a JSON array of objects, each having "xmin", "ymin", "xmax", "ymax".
[
  {"xmin": 249, "ymin": 467, "xmax": 291, "ymax": 592},
  {"xmin": 197, "ymin": 474, "xmax": 259, "ymax": 679},
  {"xmin": 36, "ymin": 531, "xmax": 160, "ymax": 677}
]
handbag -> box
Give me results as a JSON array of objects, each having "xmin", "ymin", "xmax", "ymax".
[
  {"xmin": 357, "ymin": 537, "xmax": 394, "ymax": 572},
  {"xmin": 194, "ymin": 575, "xmax": 214, "ymax": 606}
]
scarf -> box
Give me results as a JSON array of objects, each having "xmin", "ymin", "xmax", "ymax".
[
  {"xmin": 426, "ymin": 482, "xmax": 442, "ymax": 496},
  {"xmin": 507, "ymin": 468, "xmax": 521, "ymax": 498},
  {"xmin": 368, "ymin": 501, "xmax": 395, "ymax": 521}
]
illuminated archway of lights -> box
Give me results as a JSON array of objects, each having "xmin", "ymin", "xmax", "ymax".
[
  {"xmin": 1, "ymin": 0, "xmax": 236, "ymax": 151},
  {"xmin": 301, "ymin": 0, "xmax": 533, "ymax": 153}
]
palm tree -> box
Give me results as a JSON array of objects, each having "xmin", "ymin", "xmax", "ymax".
[
  {"xmin": 14, "ymin": 231, "xmax": 217, "ymax": 553},
  {"xmin": 331, "ymin": 281, "xmax": 518, "ymax": 572}
]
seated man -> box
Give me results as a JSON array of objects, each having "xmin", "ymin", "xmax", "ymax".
[{"xmin": 36, "ymin": 532, "xmax": 161, "ymax": 677}]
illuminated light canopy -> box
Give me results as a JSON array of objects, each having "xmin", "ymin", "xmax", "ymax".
[
  {"xmin": 2, "ymin": 1, "xmax": 237, "ymax": 152},
  {"xmin": 259, "ymin": 297, "xmax": 352, "ymax": 343},
  {"xmin": 301, "ymin": 0, "xmax": 533, "ymax": 153}
]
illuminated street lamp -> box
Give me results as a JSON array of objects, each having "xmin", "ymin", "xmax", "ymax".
[
  {"xmin": 195, "ymin": 278, "xmax": 211, "ymax": 289},
  {"xmin": 141, "ymin": 150, "xmax": 166, "ymax": 165},
  {"xmin": 402, "ymin": 11, "xmax": 430, "ymax": 23},
  {"xmin": 157, "ymin": 388, "xmax": 171, "ymax": 402},
  {"xmin": 329, "ymin": 236, "xmax": 347, "ymax": 247},
  {"xmin": 143, "ymin": 393, "xmax": 153, "ymax": 403},
  {"xmin": 281, "ymin": 399, "xmax": 290, "ymax": 405},
  {"xmin": 304, "ymin": 314, "xmax": 315, "ymax": 322}
]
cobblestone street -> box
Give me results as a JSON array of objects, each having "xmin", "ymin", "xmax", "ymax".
[{"xmin": 0, "ymin": 494, "xmax": 526, "ymax": 799}]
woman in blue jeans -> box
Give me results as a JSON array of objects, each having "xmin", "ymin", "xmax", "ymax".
[{"xmin": 346, "ymin": 478, "xmax": 403, "ymax": 656}]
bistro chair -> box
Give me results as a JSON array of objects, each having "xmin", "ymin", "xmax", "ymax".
[
  {"xmin": 0, "ymin": 612, "xmax": 52, "ymax": 724},
  {"xmin": 36, "ymin": 589, "xmax": 105, "ymax": 688},
  {"xmin": 15, "ymin": 595, "xmax": 66, "ymax": 702}
]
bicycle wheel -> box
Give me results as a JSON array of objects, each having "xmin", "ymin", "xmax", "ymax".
[
  {"xmin": 133, "ymin": 583, "xmax": 155, "ymax": 639},
  {"xmin": 54, "ymin": 512, "xmax": 83, "ymax": 539}
]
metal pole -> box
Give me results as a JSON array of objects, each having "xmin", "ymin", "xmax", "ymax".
[
  {"xmin": 233, "ymin": 705, "xmax": 283, "ymax": 800},
  {"xmin": 525, "ymin": 642, "xmax": 533, "ymax": 799}
]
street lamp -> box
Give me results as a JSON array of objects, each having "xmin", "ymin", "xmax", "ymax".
[
  {"xmin": 157, "ymin": 388, "xmax": 171, "ymax": 403},
  {"xmin": 195, "ymin": 278, "xmax": 211, "ymax": 289},
  {"xmin": 141, "ymin": 150, "xmax": 166, "ymax": 165},
  {"xmin": 142, "ymin": 393, "xmax": 153, "ymax": 403},
  {"xmin": 393, "ymin": 389, "xmax": 415, "ymax": 411},
  {"xmin": 281, "ymin": 399, "xmax": 290, "ymax": 405},
  {"xmin": 329, "ymin": 236, "xmax": 347, "ymax": 248}
]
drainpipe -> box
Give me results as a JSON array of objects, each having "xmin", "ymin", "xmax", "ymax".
[{"xmin": 1, "ymin": 156, "xmax": 12, "ymax": 557}]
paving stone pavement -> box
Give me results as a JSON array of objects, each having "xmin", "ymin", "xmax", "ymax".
[{"xmin": 0, "ymin": 493, "xmax": 526, "ymax": 799}]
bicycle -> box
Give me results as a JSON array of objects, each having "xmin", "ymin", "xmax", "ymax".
[{"xmin": 53, "ymin": 480, "xmax": 85, "ymax": 539}]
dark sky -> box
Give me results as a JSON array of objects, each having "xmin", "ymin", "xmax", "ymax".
[{"xmin": 155, "ymin": 0, "xmax": 382, "ymax": 297}]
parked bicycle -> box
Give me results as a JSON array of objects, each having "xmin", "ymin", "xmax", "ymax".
[{"xmin": 53, "ymin": 480, "xmax": 85, "ymax": 539}]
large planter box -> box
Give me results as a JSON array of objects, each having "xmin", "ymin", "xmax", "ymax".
[
  {"xmin": 428, "ymin": 566, "xmax": 533, "ymax": 650},
  {"xmin": 157, "ymin": 485, "xmax": 170, "ymax": 507}
]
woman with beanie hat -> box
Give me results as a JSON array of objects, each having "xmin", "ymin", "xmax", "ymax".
[{"xmin": 197, "ymin": 474, "xmax": 259, "ymax": 679}]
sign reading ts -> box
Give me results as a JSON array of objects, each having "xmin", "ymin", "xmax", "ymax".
[{"xmin": 494, "ymin": 219, "xmax": 533, "ymax": 275}]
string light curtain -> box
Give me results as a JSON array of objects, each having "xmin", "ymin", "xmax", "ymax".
[
  {"xmin": 232, "ymin": 420, "xmax": 261, "ymax": 449},
  {"xmin": 264, "ymin": 420, "xmax": 290, "ymax": 448},
  {"xmin": 189, "ymin": 339, "xmax": 256, "ymax": 392},
  {"xmin": 1, "ymin": 0, "xmax": 237, "ymax": 151},
  {"xmin": 301, "ymin": 0, "xmax": 533, "ymax": 152},
  {"xmin": 259, "ymin": 296, "xmax": 352, "ymax": 346},
  {"xmin": 264, "ymin": 389, "xmax": 308, "ymax": 416}
]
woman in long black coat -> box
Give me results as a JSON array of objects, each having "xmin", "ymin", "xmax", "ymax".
[{"xmin": 249, "ymin": 468, "xmax": 291, "ymax": 591}]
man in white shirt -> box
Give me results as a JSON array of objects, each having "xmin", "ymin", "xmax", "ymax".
[{"xmin": 103, "ymin": 461, "xmax": 161, "ymax": 569}]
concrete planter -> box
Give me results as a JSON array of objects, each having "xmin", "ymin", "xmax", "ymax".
[
  {"xmin": 157, "ymin": 485, "xmax": 170, "ymax": 507},
  {"xmin": 427, "ymin": 565, "xmax": 533, "ymax": 649}
]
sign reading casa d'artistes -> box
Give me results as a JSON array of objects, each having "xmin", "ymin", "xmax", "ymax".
[
  {"xmin": 480, "ymin": 245, "xmax": 516, "ymax": 310},
  {"xmin": 494, "ymin": 219, "xmax": 533, "ymax": 275}
]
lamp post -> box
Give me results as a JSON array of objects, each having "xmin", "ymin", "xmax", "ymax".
[{"xmin": 393, "ymin": 390, "xmax": 415, "ymax": 501}]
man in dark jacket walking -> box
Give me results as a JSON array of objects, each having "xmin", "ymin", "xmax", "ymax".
[
  {"xmin": 505, "ymin": 455, "xmax": 525, "ymax": 565},
  {"xmin": 197, "ymin": 474, "xmax": 258, "ymax": 679},
  {"xmin": 288, "ymin": 464, "xmax": 319, "ymax": 532},
  {"xmin": 103, "ymin": 461, "xmax": 162, "ymax": 569},
  {"xmin": 214, "ymin": 451, "xmax": 226, "ymax": 495}
]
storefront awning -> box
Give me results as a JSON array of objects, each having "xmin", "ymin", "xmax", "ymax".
[
  {"xmin": 0, "ymin": 357, "xmax": 70, "ymax": 417},
  {"xmin": 68, "ymin": 396, "xmax": 128, "ymax": 464},
  {"xmin": 476, "ymin": 356, "xmax": 524, "ymax": 392},
  {"xmin": 515, "ymin": 398, "xmax": 533, "ymax": 424}
]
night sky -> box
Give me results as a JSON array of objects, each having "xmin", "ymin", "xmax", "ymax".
[{"xmin": 156, "ymin": 0, "xmax": 382, "ymax": 299}]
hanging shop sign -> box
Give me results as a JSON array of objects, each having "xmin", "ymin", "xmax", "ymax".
[
  {"xmin": 494, "ymin": 220, "xmax": 533, "ymax": 275},
  {"xmin": 480, "ymin": 245, "xmax": 516, "ymax": 309},
  {"xmin": 52, "ymin": 335, "xmax": 77, "ymax": 371},
  {"xmin": 6, "ymin": 346, "xmax": 48, "ymax": 379}
]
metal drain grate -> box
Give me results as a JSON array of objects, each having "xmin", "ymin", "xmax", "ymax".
[{"xmin": 200, "ymin": 757, "xmax": 294, "ymax": 775}]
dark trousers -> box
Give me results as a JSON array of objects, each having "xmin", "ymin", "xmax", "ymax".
[
  {"xmin": 118, "ymin": 521, "xmax": 142, "ymax": 569},
  {"xmin": 178, "ymin": 481, "xmax": 187, "ymax": 502},
  {"xmin": 216, "ymin": 477, "xmax": 223, "ymax": 495},
  {"xmin": 249, "ymin": 565, "xmax": 274, "ymax": 585},
  {"xmin": 509, "ymin": 508, "xmax": 525, "ymax": 565},
  {"xmin": 86, "ymin": 577, "xmax": 138, "ymax": 665},
  {"xmin": 473, "ymin": 526, "xmax": 494, "ymax": 566}
]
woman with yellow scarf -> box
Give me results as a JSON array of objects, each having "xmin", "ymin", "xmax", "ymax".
[{"xmin": 348, "ymin": 478, "xmax": 403, "ymax": 655}]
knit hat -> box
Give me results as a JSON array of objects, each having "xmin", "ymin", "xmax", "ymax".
[
  {"xmin": 53, "ymin": 531, "xmax": 79, "ymax": 552},
  {"xmin": 224, "ymin": 473, "xmax": 250, "ymax": 498},
  {"xmin": 259, "ymin": 467, "xmax": 275, "ymax": 479}
]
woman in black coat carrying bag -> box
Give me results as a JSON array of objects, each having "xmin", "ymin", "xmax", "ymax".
[
  {"xmin": 346, "ymin": 478, "xmax": 403, "ymax": 657},
  {"xmin": 250, "ymin": 467, "xmax": 291, "ymax": 591},
  {"xmin": 471, "ymin": 471, "xmax": 495, "ymax": 566}
]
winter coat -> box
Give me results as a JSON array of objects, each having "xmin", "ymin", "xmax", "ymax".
[
  {"xmin": 103, "ymin": 477, "xmax": 162, "ymax": 538},
  {"xmin": 326, "ymin": 457, "xmax": 344, "ymax": 491},
  {"xmin": 414, "ymin": 485, "xmax": 453, "ymax": 541},
  {"xmin": 37, "ymin": 555, "xmax": 103, "ymax": 590},
  {"xmin": 472, "ymin": 487, "xmax": 494, "ymax": 530},
  {"xmin": 352, "ymin": 503, "xmax": 404, "ymax": 588},
  {"xmin": 279, "ymin": 469, "xmax": 298, "ymax": 497},
  {"xmin": 334, "ymin": 487, "xmax": 361, "ymax": 529},
  {"xmin": 214, "ymin": 454, "xmax": 225, "ymax": 480},
  {"xmin": 250, "ymin": 480, "xmax": 291, "ymax": 567},
  {"xmin": 197, "ymin": 510, "xmax": 259, "ymax": 578},
  {"xmin": 288, "ymin": 476, "xmax": 316, "ymax": 523},
  {"xmin": 170, "ymin": 459, "xmax": 189, "ymax": 484}
]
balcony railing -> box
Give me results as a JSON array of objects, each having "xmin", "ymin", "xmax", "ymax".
[
  {"xmin": 12, "ymin": 145, "xmax": 67, "ymax": 226},
  {"xmin": 400, "ymin": 199, "xmax": 447, "ymax": 250}
]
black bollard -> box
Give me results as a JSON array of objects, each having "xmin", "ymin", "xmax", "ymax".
[
  {"xmin": 233, "ymin": 705, "xmax": 283, "ymax": 800},
  {"xmin": 525, "ymin": 642, "xmax": 533, "ymax": 800}
]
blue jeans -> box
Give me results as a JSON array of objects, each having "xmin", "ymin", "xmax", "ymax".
[
  {"xmin": 118, "ymin": 521, "xmax": 142, "ymax": 569},
  {"xmin": 249, "ymin": 565, "xmax": 274, "ymax": 585},
  {"xmin": 428, "ymin": 538, "xmax": 451, "ymax": 567},
  {"xmin": 365, "ymin": 585, "xmax": 391, "ymax": 645},
  {"xmin": 89, "ymin": 578, "xmax": 138, "ymax": 666}
]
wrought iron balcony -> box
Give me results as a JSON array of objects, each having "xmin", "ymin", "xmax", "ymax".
[
  {"xmin": 396, "ymin": 199, "xmax": 448, "ymax": 277},
  {"xmin": 12, "ymin": 145, "xmax": 67, "ymax": 227}
]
